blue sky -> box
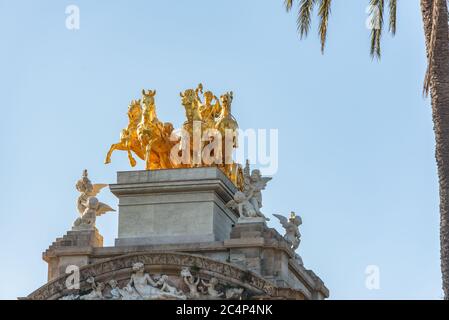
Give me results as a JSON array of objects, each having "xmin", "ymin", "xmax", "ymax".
[{"xmin": 0, "ymin": 0, "xmax": 441, "ymax": 299}]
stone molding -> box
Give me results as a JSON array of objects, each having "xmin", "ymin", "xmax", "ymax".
[{"xmin": 110, "ymin": 167, "xmax": 237, "ymax": 204}]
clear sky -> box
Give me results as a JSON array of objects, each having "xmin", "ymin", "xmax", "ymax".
[{"xmin": 0, "ymin": 0, "xmax": 441, "ymax": 299}]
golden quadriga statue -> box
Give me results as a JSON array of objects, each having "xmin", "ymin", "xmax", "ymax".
[{"xmin": 105, "ymin": 84, "xmax": 244, "ymax": 190}]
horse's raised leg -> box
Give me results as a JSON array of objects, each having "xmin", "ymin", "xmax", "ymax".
[
  {"xmin": 105, "ymin": 143, "xmax": 130, "ymax": 164},
  {"xmin": 105, "ymin": 143, "xmax": 121, "ymax": 164}
]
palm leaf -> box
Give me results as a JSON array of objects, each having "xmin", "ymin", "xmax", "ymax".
[
  {"xmin": 283, "ymin": 0, "xmax": 396, "ymax": 58},
  {"xmin": 389, "ymin": 0, "xmax": 397, "ymax": 35},
  {"xmin": 285, "ymin": 0, "xmax": 294, "ymax": 12},
  {"xmin": 369, "ymin": 0, "xmax": 384, "ymax": 59},
  {"xmin": 318, "ymin": 0, "xmax": 332, "ymax": 53},
  {"xmin": 297, "ymin": 0, "xmax": 317, "ymax": 38}
]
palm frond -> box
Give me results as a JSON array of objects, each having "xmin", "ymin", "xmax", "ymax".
[
  {"xmin": 283, "ymin": 0, "xmax": 398, "ymax": 59},
  {"xmin": 318, "ymin": 0, "xmax": 332, "ymax": 53},
  {"xmin": 285, "ymin": 0, "xmax": 294, "ymax": 12},
  {"xmin": 369, "ymin": 0, "xmax": 384, "ymax": 59},
  {"xmin": 297, "ymin": 0, "xmax": 317, "ymax": 38},
  {"xmin": 389, "ymin": 0, "xmax": 397, "ymax": 35}
]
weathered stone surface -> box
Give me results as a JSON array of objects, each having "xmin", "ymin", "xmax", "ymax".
[
  {"xmin": 110, "ymin": 167, "xmax": 239, "ymax": 246},
  {"xmin": 43, "ymin": 228, "xmax": 103, "ymax": 281}
]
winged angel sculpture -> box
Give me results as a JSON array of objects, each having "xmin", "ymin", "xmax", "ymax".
[
  {"xmin": 226, "ymin": 160, "xmax": 272, "ymax": 220},
  {"xmin": 73, "ymin": 170, "xmax": 115, "ymax": 230},
  {"xmin": 273, "ymin": 212, "xmax": 302, "ymax": 251}
]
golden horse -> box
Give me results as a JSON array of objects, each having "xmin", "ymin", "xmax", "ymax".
[
  {"xmin": 105, "ymin": 99, "xmax": 144, "ymax": 167},
  {"xmin": 180, "ymin": 86, "xmax": 206, "ymax": 167},
  {"xmin": 215, "ymin": 91, "xmax": 242, "ymax": 185},
  {"xmin": 105, "ymin": 90, "xmax": 178, "ymax": 170},
  {"xmin": 137, "ymin": 90, "xmax": 178, "ymax": 170}
]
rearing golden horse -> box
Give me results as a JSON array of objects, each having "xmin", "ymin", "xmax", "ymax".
[
  {"xmin": 105, "ymin": 90, "xmax": 178, "ymax": 170},
  {"xmin": 105, "ymin": 99, "xmax": 144, "ymax": 167},
  {"xmin": 137, "ymin": 90, "xmax": 175, "ymax": 170}
]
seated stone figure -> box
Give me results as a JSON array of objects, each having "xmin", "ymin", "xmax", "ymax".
[
  {"xmin": 124, "ymin": 262, "xmax": 162, "ymax": 299},
  {"xmin": 123, "ymin": 262, "xmax": 186, "ymax": 300}
]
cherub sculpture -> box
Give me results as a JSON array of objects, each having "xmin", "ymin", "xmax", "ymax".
[
  {"xmin": 79, "ymin": 277, "xmax": 105, "ymax": 300},
  {"xmin": 181, "ymin": 267, "xmax": 201, "ymax": 298},
  {"xmin": 226, "ymin": 191, "xmax": 257, "ymax": 218},
  {"xmin": 273, "ymin": 212, "xmax": 302, "ymax": 251},
  {"xmin": 108, "ymin": 280, "xmax": 123, "ymax": 300},
  {"xmin": 201, "ymin": 277, "xmax": 223, "ymax": 298},
  {"xmin": 75, "ymin": 169, "xmax": 107, "ymax": 214},
  {"xmin": 244, "ymin": 162, "xmax": 272, "ymax": 218},
  {"xmin": 226, "ymin": 160, "xmax": 271, "ymax": 220},
  {"xmin": 157, "ymin": 275, "xmax": 186, "ymax": 299},
  {"xmin": 73, "ymin": 170, "xmax": 115, "ymax": 230}
]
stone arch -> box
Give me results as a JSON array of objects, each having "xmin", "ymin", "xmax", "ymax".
[{"xmin": 27, "ymin": 251, "xmax": 306, "ymax": 300}]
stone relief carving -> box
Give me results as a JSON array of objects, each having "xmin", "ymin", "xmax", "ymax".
[
  {"xmin": 227, "ymin": 160, "xmax": 272, "ymax": 220},
  {"xmin": 73, "ymin": 170, "xmax": 115, "ymax": 230},
  {"xmin": 201, "ymin": 277, "xmax": 224, "ymax": 298},
  {"xmin": 181, "ymin": 267, "xmax": 201, "ymax": 298},
  {"xmin": 29, "ymin": 253, "xmax": 310, "ymax": 300},
  {"xmin": 107, "ymin": 280, "xmax": 122, "ymax": 300},
  {"xmin": 58, "ymin": 262, "xmax": 245, "ymax": 301},
  {"xmin": 157, "ymin": 275, "xmax": 185, "ymax": 298},
  {"xmin": 79, "ymin": 277, "xmax": 104, "ymax": 300},
  {"xmin": 122, "ymin": 262, "xmax": 186, "ymax": 300},
  {"xmin": 225, "ymin": 287, "xmax": 244, "ymax": 299},
  {"xmin": 59, "ymin": 294, "xmax": 79, "ymax": 300}
]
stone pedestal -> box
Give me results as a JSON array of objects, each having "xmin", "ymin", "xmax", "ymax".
[
  {"xmin": 226, "ymin": 219, "xmax": 280, "ymax": 275},
  {"xmin": 110, "ymin": 167, "xmax": 239, "ymax": 246},
  {"xmin": 43, "ymin": 228, "xmax": 103, "ymax": 281}
]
